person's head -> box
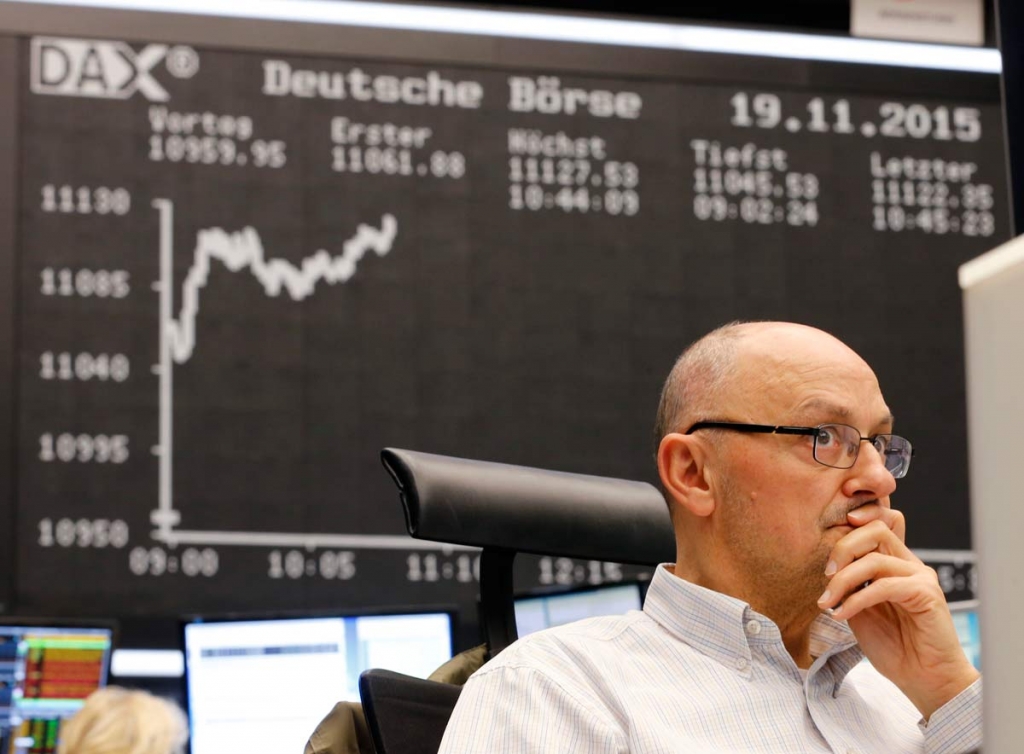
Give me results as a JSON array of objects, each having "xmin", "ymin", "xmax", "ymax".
[
  {"xmin": 57, "ymin": 687, "xmax": 188, "ymax": 754},
  {"xmin": 654, "ymin": 321, "xmax": 901, "ymax": 618}
]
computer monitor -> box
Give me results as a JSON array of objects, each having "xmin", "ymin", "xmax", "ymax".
[
  {"xmin": 0, "ymin": 620, "xmax": 115, "ymax": 754},
  {"xmin": 961, "ymin": 234, "xmax": 1024, "ymax": 751},
  {"xmin": 514, "ymin": 581, "xmax": 644, "ymax": 638},
  {"xmin": 949, "ymin": 600, "xmax": 981, "ymax": 671},
  {"xmin": 183, "ymin": 610, "xmax": 454, "ymax": 754}
]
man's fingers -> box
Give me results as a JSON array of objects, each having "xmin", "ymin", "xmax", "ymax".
[
  {"xmin": 825, "ymin": 573, "xmax": 941, "ymax": 621},
  {"xmin": 828, "ymin": 519, "xmax": 916, "ymax": 574},
  {"xmin": 847, "ymin": 503, "xmax": 906, "ymax": 542},
  {"xmin": 817, "ymin": 552, "xmax": 918, "ymax": 611}
]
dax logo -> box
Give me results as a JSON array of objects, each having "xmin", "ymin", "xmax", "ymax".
[{"xmin": 30, "ymin": 37, "xmax": 200, "ymax": 101}]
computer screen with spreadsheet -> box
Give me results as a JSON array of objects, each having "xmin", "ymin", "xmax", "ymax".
[
  {"xmin": 0, "ymin": 622, "xmax": 115, "ymax": 754},
  {"xmin": 184, "ymin": 611, "xmax": 453, "ymax": 754}
]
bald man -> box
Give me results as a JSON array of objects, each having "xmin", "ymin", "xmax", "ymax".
[{"xmin": 438, "ymin": 322, "xmax": 981, "ymax": 754}]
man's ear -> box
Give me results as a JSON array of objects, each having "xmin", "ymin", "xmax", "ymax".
[{"xmin": 657, "ymin": 433, "xmax": 716, "ymax": 518}]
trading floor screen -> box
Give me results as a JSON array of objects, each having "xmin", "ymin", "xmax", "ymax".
[{"xmin": 0, "ymin": 625, "xmax": 113, "ymax": 754}]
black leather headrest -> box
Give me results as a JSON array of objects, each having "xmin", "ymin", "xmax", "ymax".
[
  {"xmin": 359, "ymin": 669, "xmax": 461, "ymax": 754},
  {"xmin": 381, "ymin": 448, "xmax": 675, "ymax": 565}
]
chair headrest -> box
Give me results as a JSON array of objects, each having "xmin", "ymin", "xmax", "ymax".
[{"xmin": 381, "ymin": 448, "xmax": 675, "ymax": 565}]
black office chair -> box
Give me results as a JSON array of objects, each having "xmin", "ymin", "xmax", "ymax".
[
  {"xmin": 358, "ymin": 448, "xmax": 675, "ymax": 753},
  {"xmin": 359, "ymin": 669, "xmax": 463, "ymax": 754}
]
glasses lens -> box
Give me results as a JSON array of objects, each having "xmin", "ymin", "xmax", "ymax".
[
  {"xmin": 813, "ymin": 424, "xmax": 859, "ymax": 469},
  {"xmin": 876, "ymin": 435, "xmax": 912, "ymax": 479}
]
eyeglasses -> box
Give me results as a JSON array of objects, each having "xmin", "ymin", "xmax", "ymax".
[{"xmin": 684, "ymin": 421, "xmax": 914, "ymax": 479}]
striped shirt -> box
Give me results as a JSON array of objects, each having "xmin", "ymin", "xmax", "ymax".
[{"xmin": 439, "ymin": 565, "xmax": 982, "ymax": 753}]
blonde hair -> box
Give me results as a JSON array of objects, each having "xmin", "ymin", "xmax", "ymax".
[{"xmin": 57, "ymin": 687, "xmax": 188, "ymax": 754}]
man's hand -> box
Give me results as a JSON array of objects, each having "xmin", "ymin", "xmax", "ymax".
[{"xmin": 816, "ymin": 503, "xmax": 980, "ymax": 720}]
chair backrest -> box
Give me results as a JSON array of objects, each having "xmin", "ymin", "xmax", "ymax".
[
  {"xmin": 380, "ymin": 448, "xmax": 674, "ymax": 654},
  {"xmin": 358, "ymin": 669, "xmax": 462, "ymax": 754}
]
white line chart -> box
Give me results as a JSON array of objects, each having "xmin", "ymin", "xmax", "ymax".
[
  {"xmin": 142, "ymin": 200, "xmax": 972, "ymax": 563},
  {"xmin": 148, "ymin": 199, "xmax": 470, "ymax": 551},
  {"xmin": 166, "ymin": 213, "xmax": 399, "ymax": 364}
]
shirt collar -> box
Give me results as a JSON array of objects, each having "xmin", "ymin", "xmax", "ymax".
[{"xmin": 643, "ymin": 564, "xmax": 862, "ymax": 684}]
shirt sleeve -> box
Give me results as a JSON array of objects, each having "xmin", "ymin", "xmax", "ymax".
[
  {"xmin": 437, "ymin": 663, "xmax": 628, "ymax": 754},
  {"xmin": 920, "ymin": 677, "xmax": 982, "ymax": 754}
]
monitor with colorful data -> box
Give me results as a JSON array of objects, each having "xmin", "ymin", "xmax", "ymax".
[
  {"xmin": 0, "ymin": 621, "xmax": 115, "ymax": 754},
  {"xmin": 183, "ymin": 610, "xmax": 454, "ymax": 754}
]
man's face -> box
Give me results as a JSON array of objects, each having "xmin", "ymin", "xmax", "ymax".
[{"xmin": 706, "ymin": 332, "xmax": 898, "ymax": 610}]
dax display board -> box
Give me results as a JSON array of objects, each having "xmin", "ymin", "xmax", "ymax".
[{"xmin": 0, "ymin": 9, "xmax": 1002, "ymax": 619}]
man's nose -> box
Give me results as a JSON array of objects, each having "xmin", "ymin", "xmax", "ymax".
[{"xmin": 843, "ymin": 441, "xmax": 897, "ymax": 500}]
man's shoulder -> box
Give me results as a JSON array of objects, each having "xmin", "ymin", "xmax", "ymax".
[
  {"xmin": 460, "ymin": 611, "xmax": 654, "ymax": 711},
  {"xmin": 439, "ymin": 617, "xmax": 645, "ymax": 752},
  {"xmin": 475, "ymin": 611, "xmax": 652, "ymax": 678}
]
